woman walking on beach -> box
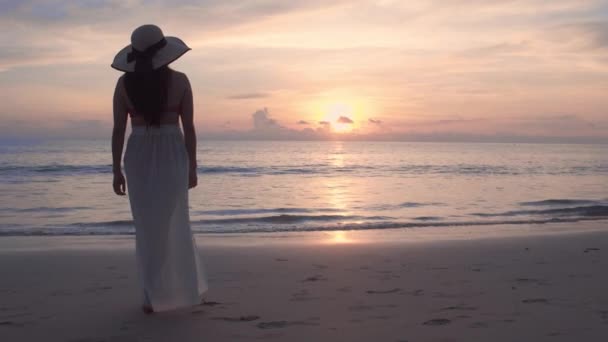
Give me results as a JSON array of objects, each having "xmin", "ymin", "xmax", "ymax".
[{"xmin": 110, "ymin": 24, "xmax": 208, "ymax": 313}]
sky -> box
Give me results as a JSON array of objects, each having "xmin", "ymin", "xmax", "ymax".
[{"xmin": 0, "ymin": 0, "xmax": 607, "ymax": 142}]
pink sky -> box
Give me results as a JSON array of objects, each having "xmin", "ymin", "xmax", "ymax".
[{"xmin": 0, "ymin": 0, "xmax": 607, "ymax": 142}]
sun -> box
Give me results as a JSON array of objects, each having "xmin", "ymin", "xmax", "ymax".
[
  {"xmin": 305, "ymin": 94, "xmax": 372, "ymax": 134},
  {"xmin": 324, "ymin": 102, "xmax": 354, "ymax": 133}
]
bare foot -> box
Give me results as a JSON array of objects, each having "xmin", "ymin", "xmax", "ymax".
[{"xmin": 142, "ymin": 305, "xmax": 154, "ymax": 314}]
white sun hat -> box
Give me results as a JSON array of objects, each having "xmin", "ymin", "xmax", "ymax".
[{"xmin": 111, "ymin": 24, "xmax": 190, "ymax": 72}]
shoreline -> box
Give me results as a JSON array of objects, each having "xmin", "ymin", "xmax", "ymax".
[{"xmin": 1, "ymin": 220, "xmax": 606, "ymax": 251}]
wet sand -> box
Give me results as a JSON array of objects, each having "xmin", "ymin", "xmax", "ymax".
[{"xmin": 1, "ymin": 223, "xmax": 608, "ymax": 341}]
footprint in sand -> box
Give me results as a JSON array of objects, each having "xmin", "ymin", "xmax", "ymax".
[
  {"xmin": 313, "ymin": 264, "xmax": 328, "ymax": 270},
  {"xmin": 597, "ymin": 310, "xmax": 608, "ymax": 321},
  {"xmin": 404, "ymin": 289, "xmax": 424, "ymax": 296},
  {"xmin": 366, "ymin": 288, "xmax": 401, "ymax": 294},
  {"xmin": 349, "ymin": 304, "xmax": 398, "ymax": 312},
  {"xmin": 469, "ymin": 321, "xmax": 489, "ymax": 328},
  {"xmin": 257, "ymin": 320, "xmax": 319, "ymax": 329},
  {"xmin": 428, "ymin": 266, "xmax": 449, "ymax": 271},
  {"xmin": 302, "ymin": 275, "xmax": 327, "ymax": 282},
  {"xmin": 275, "ymin": 258, "xmax": 288, "ymax": 262},
  {"xmin": 372, "ymin": 273, "xmax": 400, "ymax": 281},
  {"xmin": 212, "ymin": 315, "xmax": 260, "ymax": 322},
  {"xmin": 433, "ymin": 291, "xmax": 484, "ymax": 299},
  {"xmin": 423, "ymin": 318, "xmax": 451, "ymax": 326},
  {"xmin": 584, "ymin": 247, "xmax": 600, "ymax": 253},
  {"xmin": 440, "ymin": 305, "xmax": 477, "ymax": 312}
]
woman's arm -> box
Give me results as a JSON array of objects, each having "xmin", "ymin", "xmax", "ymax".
[
  {"xmin": 112, "ymin": 76, "xmax": 128, "ymax": 195},
  {"xmin": 180, "ymin": 74, "xmax": 198, "ymax": 189}
]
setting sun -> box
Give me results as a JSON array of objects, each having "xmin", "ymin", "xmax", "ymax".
[
  {"xmin": 323, "ymin": 102, "xmax": 355, "ymax": 133},
  {"xmin": 302, "ymin": 92, "xmax": 376, "ymax": 135}
]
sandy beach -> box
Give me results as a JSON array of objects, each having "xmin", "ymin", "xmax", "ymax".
[{"xmin": 1, "ymin": 222, "xmax": 608, "ymax": 342}]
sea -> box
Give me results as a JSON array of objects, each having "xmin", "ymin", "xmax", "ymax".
[{"xmin": 1, "ymin": 139, "xmax": 607, "ymax": 236}]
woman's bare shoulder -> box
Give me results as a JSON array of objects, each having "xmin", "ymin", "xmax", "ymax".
[
  {"xmin": 170, "ymin": 69, "xmax": 191, "ymax": 86},
  {"xmin": 114, "ymin": 74, "xmax": 126, "ymax": 97}
]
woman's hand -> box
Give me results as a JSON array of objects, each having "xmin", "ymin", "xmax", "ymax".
[
  {"xmin": 188, "ymin": 165, "xmax": 198, "ymax": 189},
  {"xmin": 113, "ymin": 171, "xmax": 126, "ymax": 196}
]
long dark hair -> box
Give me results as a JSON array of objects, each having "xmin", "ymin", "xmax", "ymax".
[{"xmin": 124, "ymin": 66, "xmax": 171, "ymax": 127}]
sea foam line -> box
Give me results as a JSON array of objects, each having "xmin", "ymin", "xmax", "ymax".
[{"xmin": 1, "ymin": 216, "xmax": 607, "ymax": 236}]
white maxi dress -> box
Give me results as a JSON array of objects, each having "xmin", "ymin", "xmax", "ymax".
[{"xmin": 124, "ymin": 123, "xmax": 208, "ymax": 312}]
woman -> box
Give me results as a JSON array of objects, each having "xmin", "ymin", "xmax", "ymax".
[{"xmin": 110, "ymin": 24, "xmax": 208, "ymax": 314}]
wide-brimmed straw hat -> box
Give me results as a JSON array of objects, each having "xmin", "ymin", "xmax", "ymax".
[{"xmin": 111, "ymin": 24, "xmax": 190, "ymax": 72}]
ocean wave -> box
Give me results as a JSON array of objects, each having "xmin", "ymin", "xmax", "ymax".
[
  {"xmin": 200, "ymin": 166, "xmax": 263, "ymax": 174},
  {"xmin": 2, "ymin": 163, "xmax": 607, "ymax": 178},
  {"xmin": 0, "ymin": 206, "xmax": 92, "ymax": 213},
  {"xmin": 68, "ymin": 220, "xmax": 133, "ymax": 227},
  {"xmin": 0, "ymin": 164, "xmax": 112, "ymax": 175},
  {"xmin": 413, "ymin": 216, "xmax": 442, "ymax": 221},
  {"xmin": 203, "ymin": 216, "xmax": 607, "ymax": 234},
  {"xmin": 192, "ymin": 214, "xmax": 393, "ymax": 225},
  {"xmin": 473, "ymin": 205, "xmax": 608, "ymax": 218},
  {"xmin": 361, "ymin": 202, "xmax": 444, "ymax": 211},
  {"xmin": 193, "ymin": 207, "xmax": 346, "ymax": 216},
  {"xmin": 2, "ymin": 216, "xmax": 606, "ymax": 236},
  {"xmin": 519, "ymin": 199, "xmax": 604, "ymax": 206},
  {"xmin": 40, "ymin": 214, "xmax": 390, "ymax": 230}
]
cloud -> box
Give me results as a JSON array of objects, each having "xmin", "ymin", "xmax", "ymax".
[
  {"xmin": 561, "ymin": 20, "xmax": 608, "ymax": 50},
  {"xmin": 205, "ymin": 107, "xmax": 332, "ymax": 140},
  {"xmin": 584, "ymin": 21, "xmax": 608, "ymax": 49},
  {"xmin": 337, "ymin": 116, "xmax": 353, "ymax": 124},
  {"xmin": 198, "ymin": 107, "xmax": 608, "ymax": 142},
  {"xmin": 252, "ymin": 108, "xmax": 280, "ymax": 130},
  {"xmin": 368, "ymin": 118, "xmax": 382, "ymax": 124},
  {"xmin": 297, "ymin": 120, "xmax": 309, "ymax": 125},
  {"xmin": 227, "ymin": 92, "xmax": 270, "ymax": 99}
]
